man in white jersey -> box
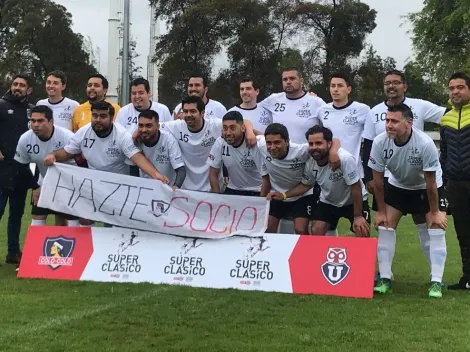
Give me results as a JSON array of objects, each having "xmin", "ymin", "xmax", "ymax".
[
  {"xmin": 14, "ymin": 105, "xmax": 79, "ymax": 227},
  {"xmin": 368, "ymin": 104, "xmax": 447, "ymax": 298},
  {"xmin": 259, "ymin": 67, "xmax": 327, "ymax": 144},
  {"xmin": 317, "ymin": 73, "xmax": 369, "ymax": 168},
  {"xmin": 263, "ymin": 123, "xmax": 340, "ymax": 234},
  {"xmin": 116, "ymin": 77, "xmax": 172, "ymax": 176},
  {"xmin": 228, "ymin": 77, "xmax": 272, "ymax": 133},
  {"xmin": 136, "ymin": 110, "xmax": 186, "ymax": 189},
  {"xmin": 363, "ymin": 69, "xmax": 447, "ymax": 280},
  {"xmin": 160, "ymin": 96, "xmax": 256, "ymax": 192},
  {"xmin": 270, "ymin": 126, "xmax": 370, "ymax": 237},
  {"xmin": 45, "ymin": 101, "xmax": 170, "ymax": 225},
  {"xmin": 207, "ymin": 111, "xmax": 269, "ymax": 196},
  {"xmin": 173, "ymin": 74, "xmax": 226, "ymax": 120},
  {"xmin": 36, "ymin": 71, "xmax": 79, "ymax": 131}
]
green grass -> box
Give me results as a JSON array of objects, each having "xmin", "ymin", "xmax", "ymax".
[{"xmin": 0, "ymin": 192, "xmax": 469, "ymax": 351}]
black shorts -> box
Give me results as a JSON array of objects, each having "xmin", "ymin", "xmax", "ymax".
[
  {"xmin": 372, "ymin": 177, "xmax": 389, "ymax": 211},
  {"xmin": 224, "ymin": 187, "xmax": 260, "ymax": 197},
  {"xmin": 269, "ymin": 194, "xmax": 317, "ymax": 220},
  {"xmin": 384, "ymin": 184, "xmax": 448, "ymax": 215},
  {"xmin": 30, "ymin": 194, "xmax": 78, "ymax": 220},
  {"xmin": 129, "ymin": 165, "xmax": 139, "ymax": 177},
  {"xmin": 312, "ymin": 200, "xmax": 371, "ymax": 231}
]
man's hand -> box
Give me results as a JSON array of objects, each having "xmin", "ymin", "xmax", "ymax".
[
  {"xmin": 0, "ymin": 150, "xmax": 4, "ymax": 161},
  {"xmin": 154, "ymin": 172, "xmax": 170, "ymax": 184},
  {"xmin": 132, "ymin": 128, "xmax": 141, "ymax": 143},
  {"xmin": 308, "ymin": 92, "xmax": 318, "ymax": 97},
  {"xmin": 44, "ymin": 153, "xmax": 56, "ymax": 166},
  {"xmin": 353, "ymin": 216, "xmax": 370, "ymax": 237},
  {"xmin": 245, "ymin": 131, "xmax": 257, "ymax": 148},
  {"xmin": 172, "ymin": 185, "xmax": 179, "ymax": 191},
  {"xmin": 266, "ymin": 192, "xmax": 284, "ymax": 201},
  {"xmin": 328, "ymin": 150, "xmax": 341, "ymax": 171},
  {"xmin": 32, "ymin": 187, "xmax": 41, "ymax": 206},
  {"xmin": 174, "ymin": 111, "xmax": 184, "ymax": 120},
  {"xmin": 426, "ymin": 211, "xmax": 447, "ymax": 230},
  {"xmin": 373, "ymin": 211, "xmax": 388, "ymax": 230},
  {"xmin": 366, "ymin": 181, "xmax": 374, "ymax": 194}
]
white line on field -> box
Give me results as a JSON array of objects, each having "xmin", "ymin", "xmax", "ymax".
[{"xmin": 0, "ymin": 287, "xmax": 164, "ymax": 342}]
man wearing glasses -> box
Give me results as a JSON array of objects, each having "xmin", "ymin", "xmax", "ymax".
[{"xmin": 362, "ymin": 69, "xmax": 446, "ymax": 282}]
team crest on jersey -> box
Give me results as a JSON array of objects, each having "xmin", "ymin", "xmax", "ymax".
[
  {"xmin": 150, "ymin": 200, "xmax": 170, "ymax": 217},
  {"xmin": 321, "ymin": 247, "xmax": 350, "ymax": 286},
  {"xmin": 54, "ymin": 141, "xmax": 63, "ymax": 149},
  {"xmin": 289, "ymin": 157, "xmax": 305, "ymax": 171},
  {"xmin": 296, "ymin": 102, "xmax": 311, "ymax": 119},
  {"xmin": 201, "ymin": 130, "xmax": 216, "ymax": 147},
  {"xmin": 343, "ymin": 109, "xmax": 358, "ymax": 125},
  {"xmin": 329, "ymin": 170, "xmax": 343, "ymax": 182},
  {"xmin": 259, "ymin": 110, "xmax": 271, "ymax": 125},
  {"xmin": 240, "ymin": 151, "xmax": 255, "ymax": 168},
  {"xmin": 40, "ymin": 236, "xmax": 75, "ymax": 270}
]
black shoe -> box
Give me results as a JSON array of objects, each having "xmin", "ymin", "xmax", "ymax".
[
  {"xmin": 448, "ymin": 277, "xmax": 470, "ymax": 290},
  {"xmin": 5, "ymin": 252, "xmax": 22, "ymax": 265}
]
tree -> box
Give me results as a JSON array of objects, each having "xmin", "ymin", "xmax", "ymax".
[
  {"xmin": 0, "ymin": 0, "xmax": 97, "ymax": 102},
  {"xmin": 408, "ymin": 0, "xmax": 470, "ymax": 84},
  {"xmin": 293, "ymin": 0, "xmax": 377, "ymax": 98}
]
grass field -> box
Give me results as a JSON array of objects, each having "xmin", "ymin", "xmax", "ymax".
[{"xmin": 0, "ymin": 192, "xmax": 469, "ymax": 352}]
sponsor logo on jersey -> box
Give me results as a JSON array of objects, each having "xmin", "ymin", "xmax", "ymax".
[
  {"xmin": 38, "ymin": 236, "xmax": 75, "ymax": 270},
  {"xmin": 201, "ymin": 136, "xmax": 216, "ymax": 147},
  {"xmin": 428, "ymin": 160, "xmax": 439, "ymax": 168},
  {"xmin": 343, "ymin": 109, "xmax": 358, "ymax": 125},
  {"xmin": 407, "ymin": 155, "xmax": 422, "ymax": 166},
  {"xmin": 296, "ymin": 102, "xmax": 312, "ymax": 119},
  {"xmin": 321, "ymin": 247, "xmax": 350, "ymax": 285},
  {"xmin": 240, "ymin": 151, "xmax": 256, "ymax": 168},
  {"xmin": 329, "ymin": 170, "xmax": 343, "ymax": 182},
  {"xmin": 259, "ymin": 110, "xmax": 271, "ymax": 125},
  {"xmin": 369, "ymin": 156, "xmax": 376, "ymax": 164},
  {"xmin": 289, "ymin": 157, "xmax": 305, "ymax": 171}
]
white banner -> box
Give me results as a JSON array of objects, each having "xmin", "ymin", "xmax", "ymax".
[{"xmin": 39, "ymin": 164, "xmax": 269, "ymax": 238}]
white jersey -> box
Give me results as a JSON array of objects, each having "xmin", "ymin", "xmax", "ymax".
[
  {"xmin": 257, "ymin": 136, "xmax": 311, "ymax": 201},
  {"xmin": 64, "ymin": 123, "xmax": 140, "ymax": 175},
  {"xmin": 138, "ymin": 130, "xmax": 184, "ymax": 185},
  {"xmin": 228, "ymin": 105, "xmax": 272, "ymax": 133},
  {"xmin": 260, "ymin": 92, "xmax": 325, "ymax": 143},
  {"xmin": 115, "ymin": 102, "xmax": 172, "ymax": 134},
  {"xmin": 15, "ymin": 126, "xmax": 76, "ymax": 185},
  {"xmin": 207, "ymin": 136, "xmax": 265, "ymax": 192},
  {"xmin": 174, "ymin": 99, "xmax": 227, "ymax": 119},
  {"xmin": 36, "ymin": 97, "xmax": 79, "ymax": 131},
  {"xmin": 301, "ymin": 148, "xmax": 367, "ymax": 207},
  {"xmin": 317, "ymin": 101, "xmax": 369, "ymax": 165},
  {"xmin": 368, "ymin": 128, "xmax": 443, "ymax": 190},
  {"xmin": 161, "ymin": 118, "xmax": 223, "ymax": 191}
]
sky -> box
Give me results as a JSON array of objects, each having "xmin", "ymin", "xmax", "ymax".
[{"xmin": 55, "ymin": 0, "xmax": 425, "ymax": 77}]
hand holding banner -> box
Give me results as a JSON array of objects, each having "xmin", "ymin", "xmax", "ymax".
[{"xmin": 38, "ymin": 164, "xmax": 269, "ymax": 238}]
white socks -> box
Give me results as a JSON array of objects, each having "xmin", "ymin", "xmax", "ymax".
[
  {"xmin": 67, "ymin": 220, "xmax": 80, "ymax": 227},
  {"xmin": 31, "ymin": 219, "xmax": 46, "ymax": 226},
  {"xmin": 377, "ymin": 226, "xmax": 396, "ymax": 280},
  {"xmin": 428, "ymin": 228, "xmax": 447, "ymax": 283},
  {"xmin": 416, "ymin": 223, "xmax": 431, "ymax": 265},
  {"xmin": 325, "ymin": 228, "xmax": 338, "ymax": 236}
]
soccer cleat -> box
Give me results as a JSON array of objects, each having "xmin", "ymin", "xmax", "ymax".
[
  {"xmin": 429, "ymin": 281, "xmax": 443, "ymax": 298},
  {"xmin": 374, "ymin": 278, "xmax": 392, "ymax": 294},
  {"xmin": 5, "ymin": 252, "xmax": 21, "ymax": 265},
  {"xmin": 447, "ymin": 277, "xmax": 470, "ymax": 290}
]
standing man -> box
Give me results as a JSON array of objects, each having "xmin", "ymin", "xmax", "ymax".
[
  {"xmin": 14, "ymin": 105, "xmax": 79, "ymax": 226},
  {"xmin": 363, "ymin": 70, "xmax": 446, "ymax": 271},
  {"xmin": 440, "ymin": 72, "xmax": 470, "ymax": 290},
  {"xmin": 0, "ymin": 74, "xmax": 35, "ymax": 265},
  {"xmin": 116, "ymin": 77, "xmax": 172, "ymax": 133},
  {"xmin": 173, "ymin": 74, "xmax": 226, "ymax": 120},
  {"xmin": 369, "ymin": 104, "xmax": 447, "ymax": 298},
  {"xmin": 36, "ymin": 70, "xmax": 79, "ymax": 131},
  {"xmin": 207, "ymin": 111, "xmax": 269, "ymax": 196},
  {"xmin": 72, "ymin": 74, "xmax": 120, "ymax": 132},
  {"xmin": 260, "ymin": 67, "xmax": 326, "ymax": 144},
  {"xmin": 135, "ymin": 110, "xmax": 186, "ymax": 189},
  {"xmin": 161, "ymin": 96, "xmax": 256, "ymax": 192},
  {"xmin": 228, "ymin": 77, "xmax": 272, "ymax": 133},
  {"xmin": 269, "ymin": 126, "xmax": 370, "ymax": 237}
]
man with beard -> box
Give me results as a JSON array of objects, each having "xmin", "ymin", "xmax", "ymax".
[
  {"xmin": 135, "ymin": 109, "xmax": 186, "ymax": 189},
  {"xmin": 369, "ymin": 104, "xmax": 447, "ymax": 298},
  {"xmin": 0, "ymin": 74, "xmax": 36, "ymax": 265},
  {"xmin": 160, "ymin": 96, "xmax": 256, "ymax": 192},
  {"xmin": 14, "ymin": 105, "xmax": 79, "ymax": 227},
  {"xmin": 72, "ymin": 74, "xmax": 120, "ymax": 132},
  {"xmin": 207, "ymin": 111, "xmax": 269, "ymax": 196},
  {"xmin": 228, "ymin": 77, "xmax": 272, "ymax": 133},
  {"xmin": 269, "ymin": 126, "xmax": 370, "ymax": 237},
  {"xmin": 36, "ymin": 70, "xmax": 79, "ymax": 131},
  {"xmin": 173, "ymin": 74, "xmax": 226, "ymax": 120},
  {"xmin": 363, "ymin": 70, "xmax": 446, "ymax": 281},
  {"xmin": 45, "ymin": 101, "xmax": 170, "ymax": 225}
]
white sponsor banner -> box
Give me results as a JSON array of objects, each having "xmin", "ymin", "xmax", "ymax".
[{"xmin": 39, "ymin": 164, "xmax": 269, "ymax": 238}]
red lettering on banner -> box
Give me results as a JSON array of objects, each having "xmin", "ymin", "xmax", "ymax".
[
  {"xmin": 209, "ymin": 204, "xmax": 230, "ymax": 233},
  {"xmin": 235, "ymin": 207, "xmax": 257, "ymax": 231},
  {"xmin": 229, "ymin": 209, "xmax": 237, "ymax": 233},
  {"xmin": 164, "ymin": 197, "xmax": 190, "ymax": 228},
  {"xmin": 190, "ymin": 201, "xmax": 213, "ymax": 232}
]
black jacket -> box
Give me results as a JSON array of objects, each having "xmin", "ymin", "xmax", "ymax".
[{"xmin": 0, "ymin": 91, "xmax": 36, "ymax": 190}]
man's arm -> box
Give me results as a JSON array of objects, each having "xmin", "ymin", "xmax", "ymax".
[
  {"xmin": 44, "ymin": 148, "xmax": 76, "ymax": 166},
  {"xmin": 362, "ymin": 139, "xmax": 373, "ymax": 186},
  {"xmin": 209, "ymin": 167, "xmax": 221, "ymax": 193},
  {"xmin": 424, "ymin": 171, "xmax": 439, "ymax": 213},
  {"xmin": 328, "ymin": 138, "xmax": 341, "ymax": 170},
  {"xmin": 130, "ymin": 152, "xmax": 169, "ymax": 184},
  {"xmin": 173, "ymin": 166, "xmax": 186, "ymax": 189},
  {"xmin": 242, "ymin": 119, "xmax": 256, "ymax": 147},
  {"xmin": 351, "ymin": 181, "xmax": 364, "ymax": 217},
  {"xmin": 260, "ymin": 175, "xmax": 270, "ymax": 197},
  {"xmin": 372, "ymin": 170, "xmax": 386, "ymax": 212}
]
